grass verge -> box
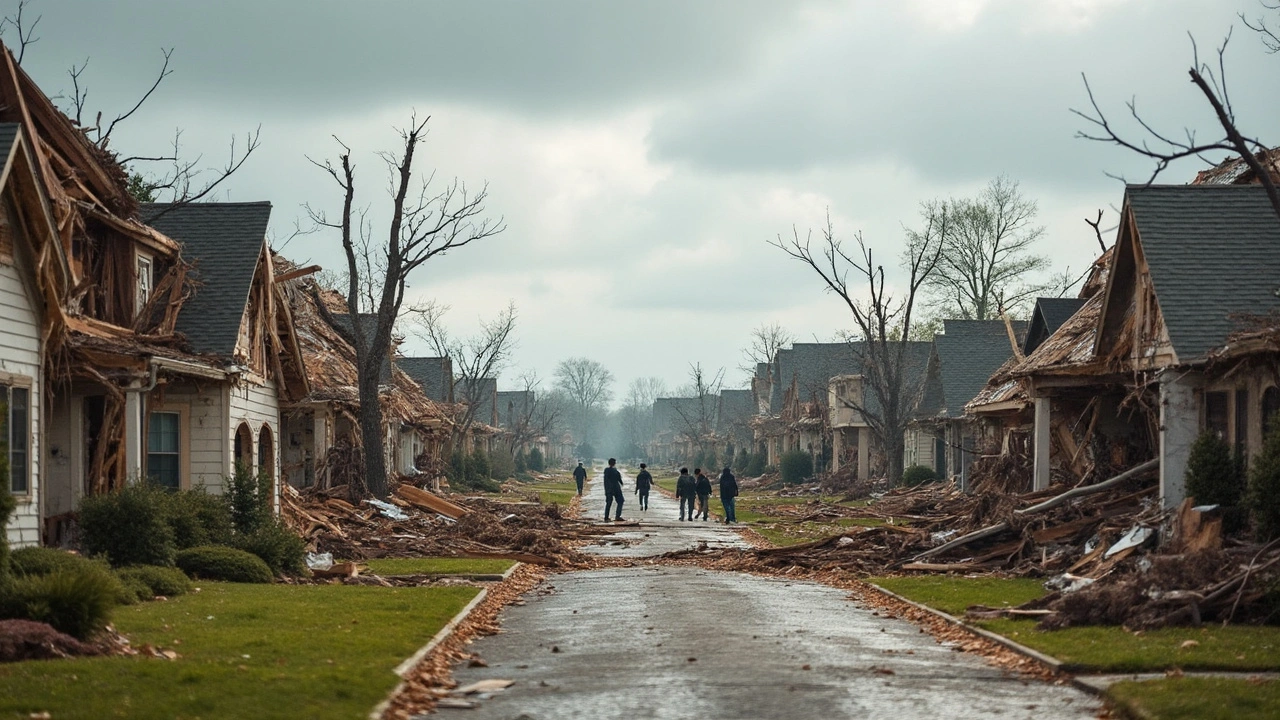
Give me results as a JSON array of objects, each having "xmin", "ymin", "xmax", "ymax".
[
  {"xmin": 870, "ymin": 575, "xmax": 1280, "ymax": 672},
  {"xmin": 363, "ymin": 557, "xmax": 516, "ymax": 576},
  {"xmin": 0, "ymin": 581, "xmax": 479, "ymax": 719},
  {"xmin": 1106, "ymin": 677, "xmax": 1280, "ymax": 720}
]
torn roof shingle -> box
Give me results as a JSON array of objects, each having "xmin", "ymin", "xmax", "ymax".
[
  {"xmin": 934, "ymin": 319, "xmax": 1026, "ymax": 418},
  {"xmin": 141, "ymin": 202, "xmax": 270, "ymax": 357},
  {"xmin": 1126, "ymin": 185, "xmax": 1280, "ymax": 362}
]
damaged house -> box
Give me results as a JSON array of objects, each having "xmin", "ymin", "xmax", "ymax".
[{"xmin": 968, "ymin": 184, "xmax": 1280, "ymax": 508}]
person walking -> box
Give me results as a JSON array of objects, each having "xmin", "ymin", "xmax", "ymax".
[
  {"xmin": 718, "ymin": 466, "xmax": 739, "ymax": 524},
  {"xmin": 573, "ymin": 461, "xmax": 587, "ymax": 496},
  {"xmin": 602, "ymin": 458, "xmax": 625, "ymax": 522},
  {"xmin": 675, "ymin": 467, "xmax": 696, "ymax": 521},
  {"xmin": 634, "ymin": 463, "xmax": 653, "ymax": 511},
  {"xmin": 694, "ymin": 468, "xmax": 713, "ymax": 521}
]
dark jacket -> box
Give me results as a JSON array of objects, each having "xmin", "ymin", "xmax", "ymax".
[
  {"xmin": 634, "ymin": 469, "xmax": 652, "ymax": 493},
  {"xmin": 573, "ymin": 465, "xmax": 587, "ymax": 481},
  {"xmin": 602, "ymin": 466, "xmax": 623, "ymax": 492},
  {"xmin": 694, "ymin": 473, "xmax": 712, "ymax": 497},
  {"xmin": 675, "ymin": 472, "xmax": 696, "ymax": 498},
  {"xmin": 718, "ymin": 470, "xmax": 738, "ymax": 500}
]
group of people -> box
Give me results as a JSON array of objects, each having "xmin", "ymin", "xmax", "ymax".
[
  {"xmin": 674, "ymin": 466, "xmax": 738, "ymax": 523},
  {"xmin": 573, "ymin": 459, "xmax": 738, "ymax": 523}
]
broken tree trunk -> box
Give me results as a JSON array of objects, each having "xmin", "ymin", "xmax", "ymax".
[{"xmin": 1014, "ymin": 459, "xmax": 1158, "ymax": 516}]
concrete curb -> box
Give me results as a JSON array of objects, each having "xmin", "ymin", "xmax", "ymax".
[
  {"xmin": 863, "ymin": 582, "xmax": 1095, "ymax": 691},
  {"xmin": 368, "ymin": 562, "xmax": 523, "ymax": 720}
]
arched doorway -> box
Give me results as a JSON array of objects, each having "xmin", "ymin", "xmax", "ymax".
[{"xmin": 234, "ymin": 422, "xmax": 253, "ymax": 472}]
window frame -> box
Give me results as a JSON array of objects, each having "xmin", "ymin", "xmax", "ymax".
[
  {"xmin": 135, "ymin": 251, "xmax": 153, "ymax": 316},
  {"xmin": 0, "ymin": 377, "xmax": 33, "ymax": 497},
  {"xmin": 144, "ymin": 403, "xmax": 188, "ymax": 490}
]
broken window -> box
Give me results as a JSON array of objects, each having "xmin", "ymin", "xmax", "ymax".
[
  {"xmin": 0, "ymin": 384, "xmax": 30, "ymax": 494},
  {"xmin": 146, "ymin": 411, "xmax": 180, "ymax": 489},
  {"xmin": 258, "ymin": 424, "xmax": 274, "ymax": 478},
  {"xmin": 135, "ymin": 252, "xmax": 153, "ymax": 315},
  {"xmin": 1205, "ymin": 390, "xmax": 1229, "ymax": 440}
]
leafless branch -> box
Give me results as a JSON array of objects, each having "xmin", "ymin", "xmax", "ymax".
[{"xmin": 0, "ymin": 0, "xmax": 41, "ymax": 64}]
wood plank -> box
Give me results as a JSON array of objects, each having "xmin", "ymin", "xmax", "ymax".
[{"xmin": 394, "ymin": 484, "xmax": 470, "ymax": 519}]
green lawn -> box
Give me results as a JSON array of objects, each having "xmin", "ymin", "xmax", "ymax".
[
  {"xmin": 870, "ymin": 575, "xmax": 1047, "ymax": 616},
  {"xmin": 0, "ymin": 582, "xmax": 480, "ymax": 719},
  {"xmin": 1106, "ymin": 677, "xmax": 1280, "ymax": 720},
  {"xmin": 523, "ymin": 481, "xmax": 578, "ymax": 507},
  {"xmin": 363, "ymin": 557, "xmax": 515, "ymax": 576},
  {"xmin": 870, "ymin": 576, "xmax": 1280, "ymax": 672}
]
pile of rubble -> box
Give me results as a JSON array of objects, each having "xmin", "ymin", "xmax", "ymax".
[
  {"xmin": 280, "ymin": 482, "xmax": 613, "ymax": 569},
  {"xmin": 670, "ymin": 459, "xmax": 1280, "ymax": 627}
]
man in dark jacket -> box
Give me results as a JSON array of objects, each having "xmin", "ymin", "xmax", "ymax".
[
  {"xmin": 696, "ymin": 468, "xmax": 716, "ymax": 517},
  {"xmin": 634, "ymin": 463, "xmax": 653, "ymax": 511},
  {"xmin": 572, "ymin": 462, "xmax": 587, "ymax": 496},
  {"xmin": 602, "ymin": 458, "xmax": 625, "ymax": 521},
  {"xmin": 675, "ymin": 467, "xmax": 696, "ymax": 521},
  {"xmin": 718, "ymin": 466, "xmax": 739, "ymax": 523}
]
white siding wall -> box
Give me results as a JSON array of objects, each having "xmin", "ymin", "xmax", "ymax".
[
  {"xmin": 229, "ymin": 379, "xmax": 280, "ymax": 496},
  {"xmin": 0, "ymin": 261, "xmax": 42, "ymax": 548},
  {"xmin": 151, "ymin": 382, "xmax": 226, "ymax": 491}
]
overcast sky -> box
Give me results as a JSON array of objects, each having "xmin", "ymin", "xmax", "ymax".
[{"xmin": 15, "ymin": 0, "xmax": 1279, "ymax": 403}]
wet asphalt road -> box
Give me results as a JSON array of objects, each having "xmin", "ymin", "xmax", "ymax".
[{"xmin": 446, "ymin": 468, "xmax": 1101, "ymax": 719}]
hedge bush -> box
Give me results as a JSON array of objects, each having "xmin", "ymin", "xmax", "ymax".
[
  {"xmin": 77, "ymin": 484, "xmax": 175, "ymax": 567},
  {"xmin": 779, "ymin": 450, "xmax": 814, "ymax": 485},
  {"xmin": 116, "ymin": 565, "xmax": 193, "ymax": 598},
  {"xmin": 115, "ymin": 573, "xmax": 152, "ymax": 604},
  {"xmin": 527, "ymin": 447, "xmax": 545, "ymax": 472},
  {"xmin": 902, "ymin": 464, "xmax": 939, "ymax": 486},
  {"xmin": 225, "ymin": 464, "xmax": 273, "ymax": 535},
  {"xmin": 1186, "ymin": 431, "xmax": 1243, "ymax": 507},
  {"xmin": 166, "ymin": 487, "xmax": 234, "ymax": 549},
  {"xmin": 231, "ymin": 519, "xmax": 306, "ymax": 576},
  {"xmin": 8, "ymin": 546, "xmax": 97, "ymax": 578},
  {"xmin": 489, "ymin": 449, "xmax": 516, "ymax": 480},
  {"xmin": 175, "ymin": 546, "xmax": 273, "ymax": 583},
  {"xmin": 1248, "ymin": 422, "xmax": 1280, "ymax": 540},
  {"xmin": 0, "ymin": 562, "xmax": 120, "ymax": 639}
]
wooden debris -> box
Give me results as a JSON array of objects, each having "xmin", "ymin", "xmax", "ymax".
[{"xmin": 394, "ymin": 484, "xmax": 470, "ymax": 520}]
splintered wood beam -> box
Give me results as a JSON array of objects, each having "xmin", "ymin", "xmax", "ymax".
[
  {"xmin": 1014, "ymin": 458, "xmax": 1159, "ymax": 516},
  {"xmin": 273, "ymin": 264, "xmax": 322, "ymax": 284}
]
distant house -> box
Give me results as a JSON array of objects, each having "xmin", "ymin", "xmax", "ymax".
[
  {"xmin": 715, "ymin": 389, "xmax": 755, "ymax": 461},
  {"xmin": 400, "ymin": 356, "xmax": 454, "ymax": 404},
  {"xmin": 907, "ymin": 319, "xmax": 1025, "ymax": 487}
]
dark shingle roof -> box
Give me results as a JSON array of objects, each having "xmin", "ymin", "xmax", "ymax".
[
  {"xmin": 141, "ymin": 202, "xmax": 270, "ymax": 357},
  {"xmin": 653, "ymin": 397, "xmax": 706, "ymax": 436},
  {"xmin": 458, "ymin": 377, "xmax": 497, "ymax": 425},
  {"xmin": 1023, "ymin": 298, "xmax": 1087, "ymax": 355},
  {"xmin": 1126, "ymin": 185, "xmax": 1280, "ymax": 362},
  {"xmin": 399, "ymin": 357, "xmax": 452, "ymax": 403},
  {"xmin": 496, "ymin": 390, "xmax": 532, "ymax": 429},
  {"xmin": 715, "ymin": 389, "xmax": 755, "ymax": 440},
  {"xmin": 770, "ymin": 341, "xmax": 937, "ymax": 419},
  {"xmin": 935, "ymin": 320, "xmax": 1026, "ymax": 418}
]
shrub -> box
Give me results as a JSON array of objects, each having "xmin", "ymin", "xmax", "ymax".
[
  {"xmin": 0, "ymin": 456, "xmax": 11, "ymax": 579},
  {"xmin": 1248, "ymin": 421, "xmax": 1280, "ymax": 540},
  {"xmin": 9, "ymin": 547, "xmax": 104, "ymax": 578},
  {"xmin": 114, "ymin": 573, "xmax": 151, "ymax": 604},
  {"xmin": 489, "ymin": 449, "xmax": 516, "ymax": 480},
  {"xmin": 166, "ymin": 488, "xmax": 234, "ymax": 549},
  {"xmin": 745, "ymin": 452, "xmax": 767, "ymax": 477},
  {"xmin": 514, "ymin": 450, "xmax": 527, "ymax": 473},
  {"xmin": 902, "ymin": 464, "xmax": 939, "ymax": 486},
  {"xmin": 116, "ymin": 565, "xmax": 193, "ymax": 598},
  {"xmin": 734, "ymin": 448, "xmax": 750, "ymax": 473},
  {"xmin": 78, "ymin": 483, "xmax": 175, "ymax": 567},
  {"xmin": 231, "ymin": 519, "xmax": 306, "ymax": 576},
  {"xmin": 527, "ymin": 447, "xmax": 546, "ymax": 472},
  {"xmin": 779, "ymin": 450, "xmax": 814, "ymax": 485},
  {"xmin": 467, "ymin": 448, "xmax": 490, "ymax": 484},
  {"xmin": 0, "ymin": 562, "xmax": 120, "ymax": 639},
  {"xmin": 1186, "ymin": 430, "xmax": 1243, "ymax": 507},
  {"xmin": 225, "ymin": 464, "xmax": 272, "ymax": 535},
  {"xmin": 447, "ymin": 449, "xmax": 467, "ymax": 485},
  {"xmin": 175, "ymin": 546, "xmax": 273, "ymax": 583}
]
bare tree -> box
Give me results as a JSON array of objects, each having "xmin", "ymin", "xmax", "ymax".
[
  {"xmin": 409, "ymin": 299, "xmax": 517, "ymax": 449},
  {"xmin": 308, "ymin": 116, "xmax": 505, "ymax": 497},
  {"xmin": 740, "ymin": 321, "xmax": 794, "ymax": 381},
  {"xmin": 770, "ymin": 210, "xmax": 947, "ymax": 484},
  {"xmin": 671, "ymin": 363, "xmax": 724, "ymax": 458},
  {"xmin": 1073, "ymin": 12, "xmax": 1280, "ymax": 221},
  {"xmin": 553, "ymin": 357, "xmax": 615, "ymax": 445},
  {"xmin": 620, "ymin": 376, "xmax": 666, "ymax": 455},
  {"xmin": 914, "ymin": 176, "xmax": 1050, "ymax": 320},
  {"xmin": 501, "ymin": 371, "xmax": 562, "ymax": 454}
]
